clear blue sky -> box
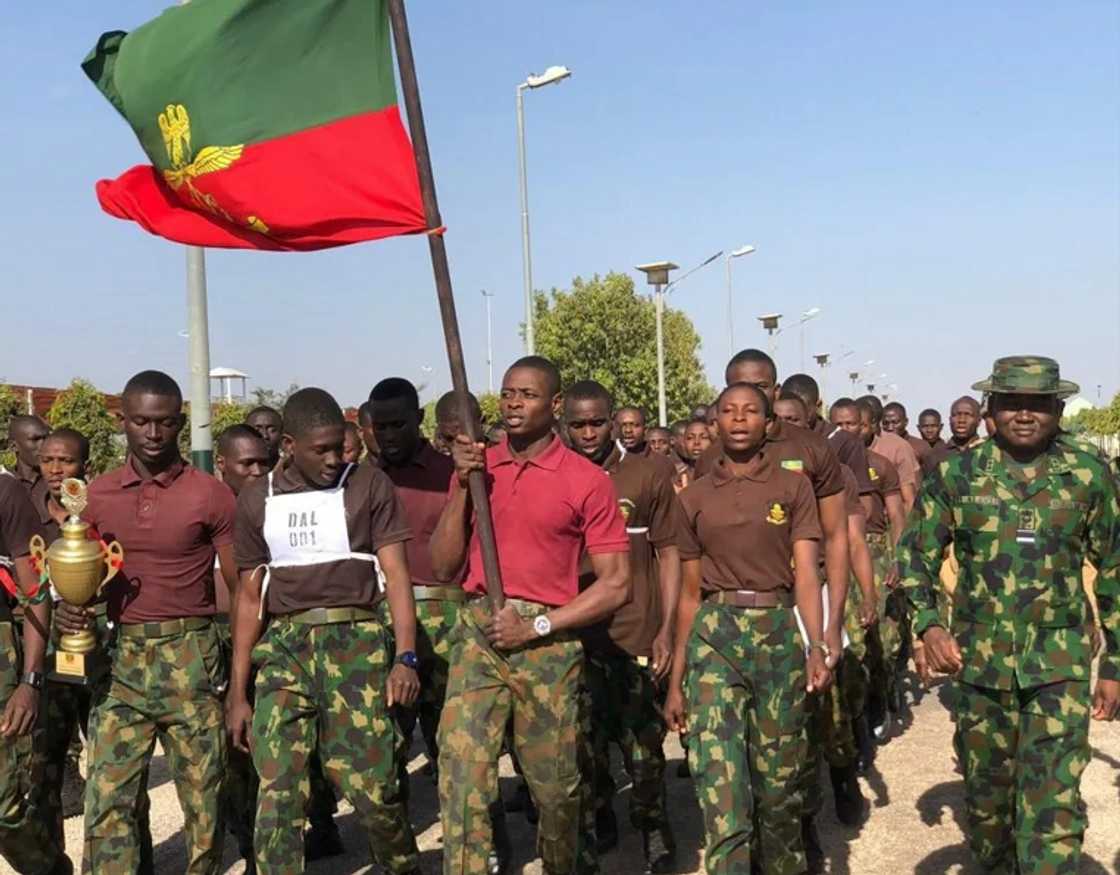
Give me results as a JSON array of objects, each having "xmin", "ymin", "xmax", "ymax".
[{"xmin": 3, "ymin": 1, "xmax": 1117, "ymax": 417}]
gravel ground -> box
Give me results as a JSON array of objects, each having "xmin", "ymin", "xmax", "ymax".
[{"xmin": 60, "ymin": 676, "xmax": 1120, "ymax": 875}]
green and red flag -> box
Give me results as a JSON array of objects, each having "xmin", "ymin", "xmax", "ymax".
[{"xmin": 83, "ymin": 0, "xmax": 428, "ymax": 251}]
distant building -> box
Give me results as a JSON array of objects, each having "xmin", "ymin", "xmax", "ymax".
[
  {"xmin": 4, "ymin": 384, "xmax": 123, "ymax": 418},
  {"xmin": 210, "ymin": 367, "xmax": 249, "ymax": 404}
]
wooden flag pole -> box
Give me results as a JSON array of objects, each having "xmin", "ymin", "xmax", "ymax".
[{"xmin": 387, "ymin": 0, "xmax": 504, "ymax": 611}]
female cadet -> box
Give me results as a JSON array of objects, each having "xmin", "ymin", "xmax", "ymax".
[{"xmin": 664, "ymin": 382, "xmax": 831, "ymax": 875}]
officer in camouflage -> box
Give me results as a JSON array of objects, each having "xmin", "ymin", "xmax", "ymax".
[{"xmin": 898, "ymin": 356, "xmax": 1120, "ymax": 875}]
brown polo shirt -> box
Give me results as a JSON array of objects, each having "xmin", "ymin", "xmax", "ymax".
[
  {"xmin": 871, "ymin": 431, "xmax": 920, "ymax": 496},
  {"xmin": 235, "ymin": 461, "xmax": 411, "ymax": 614},
  {"xmin": 379, "ymin": 441, "xmax": 457, "ymax": 587},
  {"xmin": 84, "ymin": 458, "xmax": 235, "ymax": 624},
  {"xmin": 678, "ymin": 450, "xmax": 820, "ymax": 593},
  {"xmin": 840, "ymin": 464, "xmax": 864, "ymax": 519},
  {"xmin": 0, "ymin": 473, "xmax": 44, "ymax": 620},
  {"xmin": 823, "ymin": 425, "xmax": 875, "ymax": 495},
  {"xmin": 581, "ymin": 446, "xmax": 684, "ymax": 658},
  {"xmin": 30, "ymin": 478, "xmax": 62, "ymax": 545},
  {"xmin": 865, "ymin": 450, "xmax": 900, "ymax": 536},
  {"xmin": 696, "ymin": 420, "xmax": 846, "ymax": 501},
  {"xmin": 904, "ymin": 433, "xmax": 930, "ymax": 464}
]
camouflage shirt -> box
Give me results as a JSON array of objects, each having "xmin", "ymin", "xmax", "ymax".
[{"xmin": 898, "ymin": 437, "xmax": 1120, "ymax": 690}]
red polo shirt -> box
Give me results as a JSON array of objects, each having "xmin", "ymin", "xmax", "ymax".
[
  {"xmin": 459, "ymin": 436, "xmax": 629, "ymax": 606},
  {"xmin": 86, "ymin": 457, "xmax": 236, "ymax": 624},
  {"xmin": 379, "ymin": 441, "xmax": 456, "ymax": 587}
]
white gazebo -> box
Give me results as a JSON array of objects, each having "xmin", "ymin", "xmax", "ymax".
[{"xmin": 210, "ymin": 367, "xmax": 249, "ymax": 404}]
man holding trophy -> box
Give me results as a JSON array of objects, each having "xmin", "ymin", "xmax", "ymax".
[{"xmin": 54, "ymin": 370, "xmax": 237, "ymax": 875}]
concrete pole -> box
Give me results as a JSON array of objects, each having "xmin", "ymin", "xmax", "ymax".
[
  {"xmin": 516, "ymin": 85, "xmax": 535, "ymax": 355},
  {"xmin": 186, "ymin": 247, "xmax": 212, "ymax": 471},
  {"xmin": 655, "ymin": 284, "xmax": 667, "ymax": 426}
]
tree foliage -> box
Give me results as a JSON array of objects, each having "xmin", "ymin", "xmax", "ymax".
[
  {"xmin": 1063, "ymin": 392, "xmax": 1120, "ymax": 437},
  {"xmin": 420, "ymin": 392, "xmax": 501, "ymax": 439},
  {"xmin": 179, "ymin": 402, "xmax": 251, "ymax": 458},
  {"xmin": 0, "ymin": 384, "xmax": 22, "ymax": 470},
  {"xmin": 250, "ymin": 383, "xmax": 300, "ymax": 410},
  {"xmin": 47, "ymin": 379, "xmax": 123, "ymax": 475},
  {"xmin": 533, "ymin": 273, "xmax": 714, "ymax": 422}
]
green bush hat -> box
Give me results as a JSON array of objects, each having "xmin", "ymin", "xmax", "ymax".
[{"xmin": 972, "ymin": 355, "xmax": 1079, "ymax": 399}]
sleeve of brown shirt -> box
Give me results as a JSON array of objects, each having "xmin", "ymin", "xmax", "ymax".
[
  {"xmin": 207, "ymin": 479, "xmax": 237, "ymax": 548},
  {"xmin": 233, "ymin": 482, "xmax": 270, "ymax": 570},
  {"xmin": 0, "ymin": 476, "xmax": 45, "ymax": 559},
  {"xmin": 674, "ymin": 483, "xmax": 704, "ymax": 561},
  {"xmin": 647, "ymin": 466, "xmax": 685, "ymax": 550},
  {"xmin": 789, "ymin": 474, "xmax": 823, "ymax": 542},
  {"xmin": 894, "ymin": 441, "xmax": 921, "ymax": 494},
  {"xmin": 810, "ymin": 441, "xmax": 846, "ymax": 500},
  {"xmin": 878, "ymin": 456, "xmax": 902, "ymax": 498},
  {"xmin": 367, "ymin": 469, "xmax": 413, "ymax": 551}
]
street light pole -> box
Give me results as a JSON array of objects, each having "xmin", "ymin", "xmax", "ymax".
[
  {"xmin": 798, "ymin": 307, "xmax": 820, "ymax": 372},
  {"xmin": 637, "ymin": 261, "xmax": 679, "ymax": 426},
  {"xmin": 725, "ymin": 244, "xmax": 756, "ymax": 360},
  {"xmin": 516, "ymin": 65, "xmax": 571, "ymax": 355},
  {"xmin": 481, "ymin": 289, "xmax": 494, "ymax": 394}
]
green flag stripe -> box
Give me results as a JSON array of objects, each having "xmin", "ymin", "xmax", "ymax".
[{"xmin": 84, "ymin": 0, "xmax": 398, "ymax": 172}]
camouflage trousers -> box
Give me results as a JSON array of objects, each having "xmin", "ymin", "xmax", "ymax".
[
  {"xmin": 685, "ymin": 603, "xmax": 808, "ymax": 875},
  {"xmin": 955, "ymin": 680, "xmax": 1090, "ymax": 875},
  {"xmin": 575, "ymin": 651, "xmax": 668, "ymax": 874},
  {"xmin": 382, "ymin": 597, "xmax": 460, "ymax": 771},
  {"xmin": 84, "ymin": 622, "xmax": 226, "ymax": 875},
  {"xmin": 439, "ymin": 598, "xmax": 583, "ymax": 875},
  {"xmin": 0, "ymin": 622, "xmax": 70, "ymax": 875},
  {"xmin": 251, "ymin": 615, "xmax": 417, "ymax": 875},
  {"xmin": 865, "ymin": 535, "xmax": 901, "ymax": 706}
]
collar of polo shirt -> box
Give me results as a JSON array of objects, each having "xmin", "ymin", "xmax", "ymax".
[
  {"xmin": 489, "ymin": 434, "xmax": 565, "ymax": 471},
  {"xmin": 711, "ymin": 450, "xmax": 775, "ymax": 487},
  {"xmin": 119, "ymin": 455, "xmax": 186, "ymax": 488}
]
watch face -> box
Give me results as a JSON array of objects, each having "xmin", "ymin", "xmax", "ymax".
[{"xmin": 534, "ymin": 615, "xmax": 551, "ymax": 636}]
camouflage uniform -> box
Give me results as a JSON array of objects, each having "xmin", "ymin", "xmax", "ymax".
[
  {"xmin": 899, "ymin": 357, "xmax": 1120, "ymax": 875},
  {"xmin": 686, "ymin": 602, "xmax": 808, "ymax": 875},
  {"xmin": 83, "ymin": 622, "xmax": 226, "ymax": 875},
  {"xmin": 865, "ymin": 533, "xmax": 900, "ymax": 709},
  {"xmin": 0, "ymin": 621, "xmax": 70, "ymax": 875},
  {"xmin": 439, "ymin": 598, "xmax": 584, "ymax": 875},
  {"xmin": 251, "ymin": 613, "xmax": 418, "ymax": 874}
]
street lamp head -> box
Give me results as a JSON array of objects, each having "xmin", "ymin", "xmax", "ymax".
[
  {"xmin": 635, "ymin": 261, "xmax": 679, "ymax": 286},
  {"xmin": 757, "ymin": 313, "xmax": 783, "ymax": 333},
  {"xmin": 864, "ymin": 359, "xmax": 876, "ymax": 367},
  {"xmin": 814, "ymin": 353, "xmax": 830, "ymax": 367},
  {"xmin": 730, "ymin": 244, "xmax": 756, "ymax": 258},
  {"xmin": 849, "ymin": 371, "xmax": 860, "ymax": 382},
  {"xmin": 525, "ymin": 65, "xmax": 572, "ymax": 89},
  {"xmin": 801, "ymin": 306, "xmax": 821, "ymax": 322}
]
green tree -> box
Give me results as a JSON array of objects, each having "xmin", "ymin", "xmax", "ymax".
[
  {"xmin": 179, "ymin": 402, "xmax": 252, "ymax": 458},
  {"xmin": 420, "ymin": 391, "xmax": 501, "ymax": 439},
  {"xmin": 249, "ymin": 383, "xmax": 300, "ymax": 410},
  {"xmin": 47, "ymin": 379, "xmax": 123, "ymax": 475},
  {"xmin": 533, "ymin": 272, "xmax": 714, "ymax": 422},
  {"xmin": 0, "ymin": 384, "xmax": 22, "ymax": 470}
]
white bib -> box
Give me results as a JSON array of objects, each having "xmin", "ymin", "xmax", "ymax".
[{"xmin": 254, "ymin": 464, "xmax": 384, "ymax": 616}]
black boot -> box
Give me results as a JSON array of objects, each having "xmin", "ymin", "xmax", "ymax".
[
  {"xmin": 504, "ymin": 780, "xmax": 539, "ymax": 825},
  {"xmin": 801, "ymin": 816, "xmax": 825, "ymax": 875},
  {"xmin": 829, "ymin": 763, "xmax": 865, "ymax": 827},
  {"xmin": 641, "ymin": 823, "xmax": 676, "ymax": 874},
  {"xmin": 595, "ymin": 806, "xmax": 619, "ymax": 854},
  {"xmin": 304, "ymin": 817, "xmax": 345, "ymax": 862},
  {"xmin": 854, "ymin": 713, "xmax": 876, "ymax": 775},
  {"xmin": 60, "ymin": 756, "xmax": 86, "ymax": 819},
  {"xmin": 489, "ymin": 801, "xmax": 512, "ymax": 875}
]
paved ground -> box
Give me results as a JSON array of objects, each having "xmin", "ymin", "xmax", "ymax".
[{"xmin": 60, "ymin": 676, "xmax": 1120, "ymax": 874}]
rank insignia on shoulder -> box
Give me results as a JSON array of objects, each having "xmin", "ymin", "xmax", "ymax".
[
  {"xmin": 766, "ymin": 502, "xmax": 789, "ymax": 525},
  {"xmin": 781, "ymin": 460, "xmax": 804, "ymax": 472}
]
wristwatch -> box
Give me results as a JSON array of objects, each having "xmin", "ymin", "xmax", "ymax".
[
  {"xmin": 809, "ymin": 641, "xmax": 832, "ymax": 663},
  {"xmin": 396, "ymin": 651, "xmax": 419, "ymax": 670},
  {"xmin": 533, "ymin": 614, "xmax": 552, "ymax": 638},
  {"xmin": 19, "ymin": 671, "xmax": 44, "ymax": 691}
]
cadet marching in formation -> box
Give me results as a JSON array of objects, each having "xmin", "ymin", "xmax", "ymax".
[{"xmin": 0, "ymin": 351, "xmax": 1116, "ymax": 875}]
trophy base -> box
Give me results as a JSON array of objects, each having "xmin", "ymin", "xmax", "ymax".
[{"xmin": 48, "ymin": 649, "xmax": 107, "ymax": 687}]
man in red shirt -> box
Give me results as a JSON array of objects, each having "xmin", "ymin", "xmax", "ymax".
[
  {"xmin": 368, "ymin": 378, "xmax": 461, "ymax": 775},
  {"xmin": 70, "ymin": 371, "xmax": 237, "ymax": 874},
  {"xmin": 431, "ymin": 356, "xmax": 631, "ymax": 875}
]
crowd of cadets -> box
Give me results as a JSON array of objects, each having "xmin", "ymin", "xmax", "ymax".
[{"xmin": 0, "ymin": 348, "xmax": 1115, "ymax": 875}]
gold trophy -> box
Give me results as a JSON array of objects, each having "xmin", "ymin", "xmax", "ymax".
[{"xmin": 29, "ymin": 478, "xmax": 124, "ymax": 684}]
